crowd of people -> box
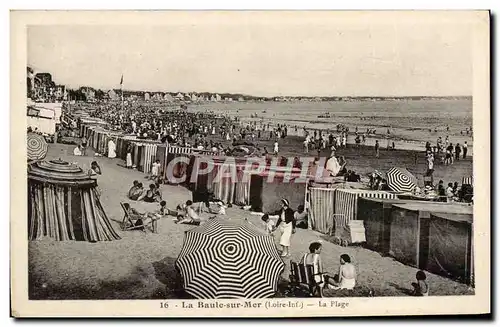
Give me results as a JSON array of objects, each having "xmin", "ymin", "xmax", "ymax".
[{"xmin": 425, "ymin": 136, "xmax": 468, "ymax": 166}]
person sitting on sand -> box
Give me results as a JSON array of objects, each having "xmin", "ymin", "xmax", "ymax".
[
  {"xmin": 73, "ymin": 145, "xmax": 82, "ymax": 156},
  {"xmin": 294, "ymin": 205, "xmax": 308, "ymax": 229},
  {"xmin": 128, "ymin": 180, "xmax": 140, "ymax": 198},
  {"xmin": 446, "ymin": 183, "xmax": 456, "ymax": 202},
  {"xmin": 138, "ymin": 184, "xmax": 157, "ymax": 203},
  {"xmin": 175, "ymin": 200, "xmax": 211, "ymax": 225},
  {"xmin": 208, "ymin": 200, "xmax": 227, "ymax": 215},
  {"xmin": 128, "ymin": 182, "xmax": 144, "ymax": 201},
  {"xmin": 146, "ymin": 200, "xmax": 173, "ymax": 225},
  {"xmin": 344, "ymin": 170, "xmax": 361, "ymax": 182},
  {"xmin": 88, "ymin": 161, "xmax": 102, "ymax": 179},
  {"xmin": 153, "ymin": 183, "xmax": 162, "ymax": 202},
  {"xmin": 411, "ymin": 271, "xmax": 429, "ymax": 296},
  {"xmin": 328, "ymin": 254, "xmax": 356, "ymax": 290},
  {"xmin": 379, "ymin": 179, "xmax": 389, "ymax": 191}
]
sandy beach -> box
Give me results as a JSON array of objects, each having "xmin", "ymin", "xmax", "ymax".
[{"xmin": 28, "ymin": 143, "xmax": 474, "ymax": 299}]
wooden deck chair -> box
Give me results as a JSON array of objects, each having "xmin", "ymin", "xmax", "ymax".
[
  {"xmin": 289, "ymin": 261, "xmax": 324, "ymax": 297},
  {"xmin": 120, "ymin": 202, "xmax": 153, "ymax": 233}
]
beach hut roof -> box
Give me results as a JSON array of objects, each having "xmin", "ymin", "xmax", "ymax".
[{"xmin": 28, "ymin": 159, "xmax": 96, "ymax": 187}]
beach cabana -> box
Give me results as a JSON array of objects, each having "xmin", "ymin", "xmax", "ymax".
[
  {"xmin": 334, "ymin": 188, "xmax": 397, "ymax": 227},
  {"xmin": 249, "ymin": 167, "xmax": 308, "ymax": 213},
  {"xmin": 28, "ymin": 159, "xmax": 121, "ymax": 242},
  {"xmin": 389, "ymin": 202, "xmax": 472, "ymax": 270},
  {"xmin": 426, "ymin": 210, "xmax": 473, "ymax": 284},
  {"xmin": 308, "ymin": 187, "xmax": 336, "ymax": 234},
  {"xmin": 356, "ymin": 197, "xmax": 413, "ymax": 254},
  {"xmin": 188, "ymin": 156, "xmax": 251, "ymax": 206}
]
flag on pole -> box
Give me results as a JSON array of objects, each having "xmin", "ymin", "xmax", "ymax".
[{"xmin": 120, "ymin": 74, "xmax": 123, "ymax": 86}]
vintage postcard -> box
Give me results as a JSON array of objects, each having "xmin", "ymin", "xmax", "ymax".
[{"xmin": 11, "ymin": 10, "xmax": 490, "ymax": 317}]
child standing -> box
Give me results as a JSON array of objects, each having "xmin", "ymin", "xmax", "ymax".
[
  {"xmin": 151, "ymin": 159, "xmax": 161, "ymax": 180},
  {"xmin": 261, "ymin": 214, "xmax": 275, "ymax": 235}
]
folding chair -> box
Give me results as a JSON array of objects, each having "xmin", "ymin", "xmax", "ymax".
[
  {"xmin": 120, "ymin": 202, "xmax": 154, "ymax": 233},
  {"xmin": 288, "ymin": 261, "xmax": 325, "ymax": 297}
]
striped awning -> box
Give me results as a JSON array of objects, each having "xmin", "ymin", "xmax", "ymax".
[
  {"xmin": 27, "ymin": 133, "xmax": 48, "ymax": 161},
  {"xmin": 462, "ymin": 176, "xmax": 473, "ymax": 185},
  {"xmin": 175, "ymin": 219, "xmax": 284, "ymax": 299},
  {"xmin": 386, "ymin": 167, "xmax": 417, "ymax": 193}
]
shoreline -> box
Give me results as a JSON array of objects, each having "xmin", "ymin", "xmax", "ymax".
[{"xmin": 188, "ymin": 103, "xmax": 474, "ymax": 156}]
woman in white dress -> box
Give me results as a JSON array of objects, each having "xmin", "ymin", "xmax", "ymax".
[
  {"xmin": 126, "ymin": 144, "xmax": 133, "ymax": 169},
  {"xmin": 270, "ymin": 199, "xmax": 296, "ymax": 257},
  {"xmin": 107, "ymin": 138, "xmax": 116, "ymax": 158}
]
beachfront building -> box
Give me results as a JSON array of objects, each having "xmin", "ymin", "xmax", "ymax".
[
  {"xmin": 108, "ymin": 89, "xmax": 119, "ymax": 101},
  {"xmin": 80, "ymin": 87, "xmax": 96, "ymax": 102},
  {"xmin": 54, "ymin": 85, "xmax": 66, "ymax": 102},
  {"xmin": 216, "ymin": 94, "xmax": 222, "ymax": 101},
  {"xmin": 176, "ymin": 92, "xmax": 184, "ymax": 101},
  {"xmin": 238, "ymin": 97, "xmax": 244, "ymax": 102},
  {"xmin": 31, "ymin": 73, "xmax": 56, "ymax": 102},
  {"xmin": 152, "ymin": 93, "xmax": 163, "ymax": 101},
  {"xmin": 164, "ymin": 93, "xmax": 174, "ymax": 102}
]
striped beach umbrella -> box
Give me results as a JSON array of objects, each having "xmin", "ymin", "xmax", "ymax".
[
  {"xmin": 175, "ymin": 219, "xmax": 284, "ymax": 299},
  {"xmin": 27, "ymin": 133, "xmax": 48, "ymax": 161},
  {"xmin": 386, "ymin": 167, "xmax": 417, "ymax": 193}
]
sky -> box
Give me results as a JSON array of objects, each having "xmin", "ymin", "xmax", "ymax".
[{"xmin": 27, "ymin": 17, "xmax": 473, "ymax": 97}]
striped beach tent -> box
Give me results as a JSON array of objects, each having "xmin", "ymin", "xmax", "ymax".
[
  {"xmin": 386, "ymin": 167, "xmax": 418, "ymax": 193},
  {"xmin": 334, "ymin": 188, "xmax": 397, "ymax": 230},
  {"xmin": 175, "ymin": 219, "xmax": 284, "ymax": 299},
  {"xmin": 28, "ymin": 160, "xmax": 120, "ymax": 242},
  {"xmin": 308, "ymin": 187, "xmax": 336, "ymax": 234}
]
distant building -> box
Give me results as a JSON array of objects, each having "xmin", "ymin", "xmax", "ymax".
[
  {"xmin": 30, "ymin": 72, "xmax": 56, "ymax": 101},
  {"xmin": 238, "ymin": 97, "xmax": 244, "ymax": 102},
  {"xmin": 54, "ymin": 85, "xmax": 66, "ymax": 102},
  {"xmin": 144, "ymin": 92, "xmax": 150, "ymax": 101},
  {"xmin": 215, "ymin": 94, "xmax": 222, "ymax": 101},
  {"xmin": 164, "ymin": 93, "xmax": 174, "ymax": 102},
  {"xmin": 80, "ymin": 87, "xmax": 95, "ymax": 101},
  {"xmin": 176, "ymin": 92, "xmax": 184, "ymax": 100},
  {"xmin": 108, "ymin": 89, "xmax": 119, "ymax": 101}
]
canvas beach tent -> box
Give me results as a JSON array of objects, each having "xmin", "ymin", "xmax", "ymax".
[
  {"xmin": 426, "ymin": 211, "xmax": 474, "ymax": 285},
  {"xmin": 389, "ymin": 202, "xmax": 472, "ymax": 270},
  {"xmin": 28, "ymin": 159, "xmax": 121, "ymax": 242},
  {"xmin": 356, "ymin": 197, "xmax": 415, "ymax": 254}
]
